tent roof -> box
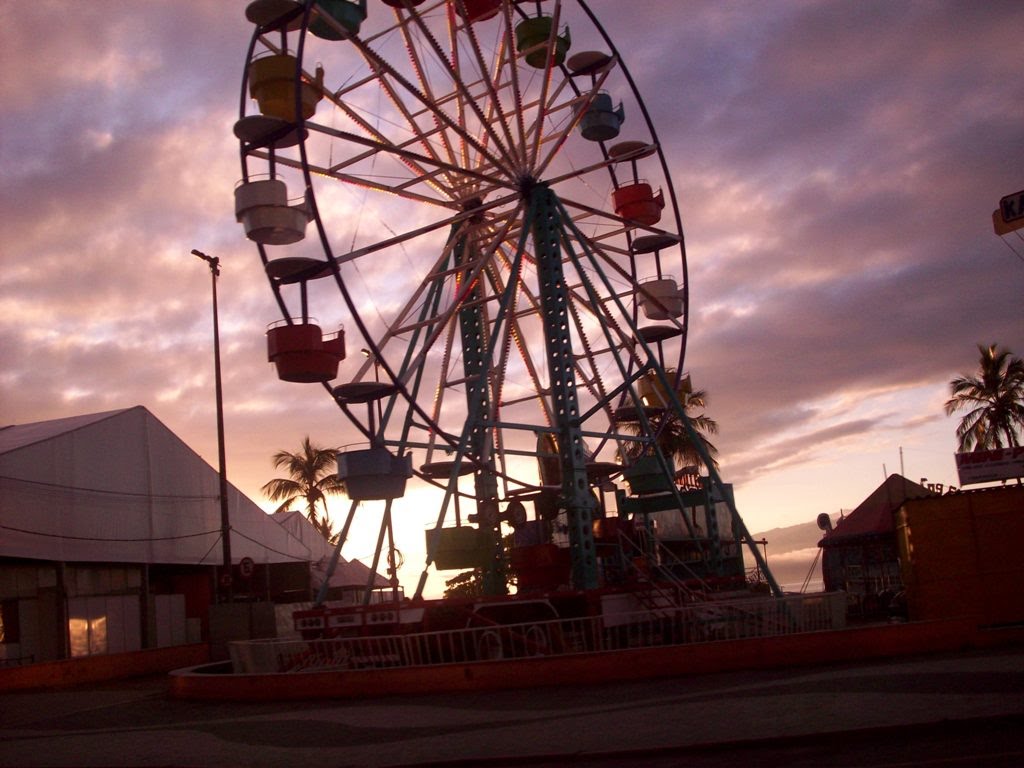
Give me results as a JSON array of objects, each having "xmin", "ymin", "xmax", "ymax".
[
  {"xmin": 0, "ymin": 406, "xmax": 381, "ymax": 590},
  {"xmin": 0, "ymin": 408, "xmax": 132, "ymax": 455},
  {"xmin": 820, "ymin": 474, "xmax": 936, "ymax": 546}
]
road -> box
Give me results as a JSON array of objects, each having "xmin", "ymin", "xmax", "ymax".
[{"xmin": 1, "ymin": 646, "xmax": 1022, "ymax": 767}]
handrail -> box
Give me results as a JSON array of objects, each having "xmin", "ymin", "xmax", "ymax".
[
  {"xmin": 650, "ymin": 535, "xmax": 714, "ymax": 597},
  {"xmin": 230, "ymin": 593, "xmax": 847, "ymax": 674},
  {"xmin": 615, "ymin": 530, "xmax": 708, "ymax": 604}
]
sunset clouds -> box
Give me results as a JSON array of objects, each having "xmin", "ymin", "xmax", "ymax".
[{"xmin": 2, "ymin": 2, "xmax": 1021, "ymax": 587}]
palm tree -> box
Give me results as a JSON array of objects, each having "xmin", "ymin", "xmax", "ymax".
[
  {"xmin": 944, "ymin": 343, "xmax": 1024, "ymax": 451},
  {"xmin": 624, "ymin": 385, "xmax": 720, "ymax": 472},
  {"xmin": 261, "ymin": 436, "xmax": 345, "ymax": 541}
]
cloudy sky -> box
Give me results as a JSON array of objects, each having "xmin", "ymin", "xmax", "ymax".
[{"xmin": 2, "ymin": 1, "xmax": 1022, "ymax": 593}]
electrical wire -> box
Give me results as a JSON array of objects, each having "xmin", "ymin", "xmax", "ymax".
[
  {"xmin": 196, "ymin": 532, "xmax": 223, "ymax": 565},
  {"xmin": 1, "ymin": 523, "xmax": 317, "ymax": 566},
  {"xmin": 0, "ymin": 523, "xmax": 219, "ymax": 543},
  {"xmin": 0, "ymin": 474, "xmax": 218, "ymax": 501},
  {"xmin": 231, "ymin": 527, "xmax": 312, "ymax": 561},
  {"xmin": 997, "ymin": 231, "xmax": 1024, "ymax": 264}
]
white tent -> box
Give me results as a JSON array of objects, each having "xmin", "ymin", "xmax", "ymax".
[
  {"xmin": 0, "ymin": 407, "xmax": 391, "ymax": 661},
  {"xmin": 0, "ymin": 406, "xmax": 353, "ymax": 575}
]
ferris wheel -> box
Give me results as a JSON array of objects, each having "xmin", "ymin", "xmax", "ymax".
[{"xmin": 234, "ymin": 1, "xmax": 773, "ymax": 599}]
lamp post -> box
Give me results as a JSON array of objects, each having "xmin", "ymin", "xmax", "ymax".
[{"xmin": 193, "ymin": 249, "xmax": 232, "ymax": 602}]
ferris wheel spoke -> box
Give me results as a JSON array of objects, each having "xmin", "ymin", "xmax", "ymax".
[
  {"xmin": 259, "ymin": 150, "xmax": 445, "ymax": 207},
  {"xmin": 529, "ymin": 100, "xmax": 586, "ymax": 182},
  {"xmin": 398, "ymin": 6, "xmax": 521, "ymax": 179},
  {"xmin": 561, "ymin": 218, "xmax": 674, "ymax": 394},
  {"xmin": 484, "ymin": 253, "xmax": 555, "ymax": 426},
  {"xmin": 395, "ymin": 9, "xmax": 462, "ymax": 173},
  {"xmin": 444, "ymin": 7, "xmax": 473, "ymax": 171},
  {"xmin": 524, "ymin": 1, "xmax": 565, "ymax": 170},
  {"xmin": 357, "ymin": 58, "xmax": 463, "ymax": 192},
  {"xmin": 483, "ymin": 257, "xmax": 557, "ymax": 430},
  {"xmin": 454, "ymin": 4, "xmax": 524, "ymax": 171},
  {"xmin": 370, "ymin": 244, "xmax": 462, "ymax": 356},
  {"xmin": 381, "ymin": 202, "xmax": 528, "ymax": 395},
  {"xmin": 248, "ymin": 40, "xmax": 442, "ymax": 191},
  {"xmin": 345, "ymin": 25, "xmax": 516, "ymax": 187},
  {"xmin": 328, "ymin": 192, "xmax": 516, "ymax": 270},
  {"xmin": 564, "ymin": 273, "xmax": 627, "ymax": 424},
  {"xmin": 495, "ymin": 2, "xmax": 531, "ymax": 169},
  {"xmin": 561, "ymin": 290, "xmax": 622, "ymax": 411},
  {"xmin": 532, "ymin": 65, "xmax": 616, "ymax": 182}
]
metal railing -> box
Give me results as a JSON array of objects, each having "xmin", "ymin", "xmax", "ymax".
[{"xmin": 230, "ymin": 592, "xmax": 846, "ymax": 674}]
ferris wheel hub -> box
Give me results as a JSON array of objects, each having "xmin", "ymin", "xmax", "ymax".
[{"xmin": 517, "ymin": 175, "xmax": 543, "ymax": 197}]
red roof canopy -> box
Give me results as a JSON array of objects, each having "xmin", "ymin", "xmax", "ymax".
[{"xmin": 820, "ymin": 474, "xmax": 936, "ymax": 546}]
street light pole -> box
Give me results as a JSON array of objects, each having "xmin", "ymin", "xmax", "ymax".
[{"xmin": 193, "ymin": 249, "xmax": 232, "ymax": 602}]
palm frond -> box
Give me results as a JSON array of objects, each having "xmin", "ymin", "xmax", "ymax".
[
  {"xmin": 262, "ymin": 436, "xmax": 345, "ymax": 542},
  {"xmin": 947, "ymin": 344, "xmax": 1024, "ymax": 450},
  {"xmin": 260, "ymin": 477, "xmax": 303, "ymax": 502},
  {"xmin": 621, "ymin": 382, "xmax": 720, "ymax": 471}
]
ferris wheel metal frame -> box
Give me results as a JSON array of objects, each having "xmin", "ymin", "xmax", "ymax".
[{"xmin": 234, "ymin": 0, "xmax": 781, "ymax": 600}]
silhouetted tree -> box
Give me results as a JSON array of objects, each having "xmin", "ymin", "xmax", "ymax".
[
  {"xmin": 624, "ymin": 385, "xmax": 720, "ymax": 472},
  {"xmin": 944, "ymin": 343, "xmax": 1024, "ymax": 451},
  {"xmin": 443, "ymin": 569, "xmax": 485, "ymax": 599},
  {"xmin": 261, "ymin": 436, "xmax": 344, "ymax": 541}
]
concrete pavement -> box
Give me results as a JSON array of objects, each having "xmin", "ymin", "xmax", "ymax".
[{"xmin": 1, "ymin": 645, "xmax": 1022, "ymax": 767}]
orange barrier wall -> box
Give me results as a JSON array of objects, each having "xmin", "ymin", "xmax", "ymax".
[
  {"xmin": 0, "ymin": 643, "xmax": 209, "ymax": 692},
  {"xmin": 898, "ymin": 486, "xmax": 1024, "ymax": 626},
  {"xmin": 169, "ymin": 618, "xmax": 1005, "ymax": 702}
]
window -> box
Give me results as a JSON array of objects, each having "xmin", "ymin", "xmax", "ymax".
[
  {"xmin": 67, "ymin": 595, "xmax": 140, "ymax": 657},
  {"xmin": 0, "ymin": 600, "xmax": 20, "ymax": 644}
]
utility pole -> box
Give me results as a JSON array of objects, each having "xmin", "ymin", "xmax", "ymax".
[{"xmin": 193, "ymin": 249, "xmax": 232, "ymax": 602}]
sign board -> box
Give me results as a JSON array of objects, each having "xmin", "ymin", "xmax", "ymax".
[
  {"xmin": 239, "ymin": 556, "xmax": 256, "ymax": 578},
  {"xmin": 993, "ymin": 188, "xmax": 1024, "ymax": 235},
  {"xmin": 955, "ymin": 447, "xmax": 1024, "ymax": 485},
  {"xmin": 999, "ymin": 188, "xmax": 1024, "ymax": 223}
]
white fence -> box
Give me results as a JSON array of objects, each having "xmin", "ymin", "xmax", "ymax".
[{"xmin": 230, "ymin": 592, "xmax": 847, "ymax": 674}]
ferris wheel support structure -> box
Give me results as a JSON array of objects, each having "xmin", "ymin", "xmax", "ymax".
[{"xmin": 530, "ymin": 183, "xmax": 598, "ymax": 591}]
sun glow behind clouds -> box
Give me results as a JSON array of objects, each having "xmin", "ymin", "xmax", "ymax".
[
  {"xmin": 728, "ymin": 378, "xmax": 960, "ymax": 531},
  {"xmin": 309, "ymin": 483, "xmax": 451, "ymax": 599}
]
